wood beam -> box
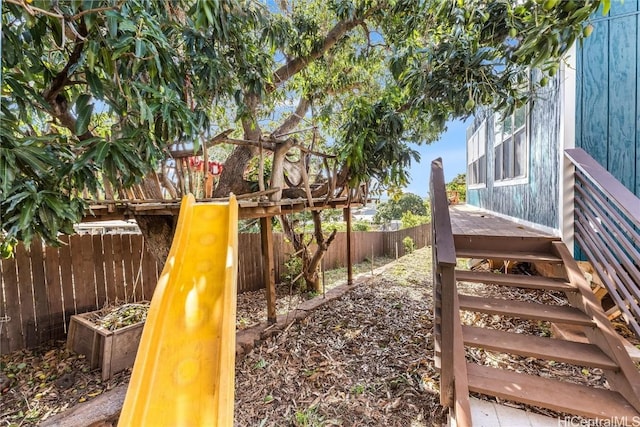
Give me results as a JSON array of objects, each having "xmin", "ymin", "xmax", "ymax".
[
  {"xmin": 344, "ymin": 206, "xmax": 353, "ymax": 286},
  {"xmin": 260, "ymin": 217, "xmax": 277, "ymax": 324}
]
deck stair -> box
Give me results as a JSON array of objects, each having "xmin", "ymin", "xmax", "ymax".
[
  {"xmin": 429, "ymin": 159, "xmax": 640, "ymax": 427},
  {"xmin": 452, "ymin": 235, "xmax": 640, "ymax": 424}
]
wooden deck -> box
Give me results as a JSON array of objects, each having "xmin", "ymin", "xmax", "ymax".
[{"xmin": 449, "ymin": 204, "xmax": 554, "ymax": 237}]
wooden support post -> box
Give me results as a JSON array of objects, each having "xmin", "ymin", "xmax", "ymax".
[
  {"xmin": 344, "ymin": 207, "xmax": 353, "ymax": 286},
  {"xmin": 260, "ymin": 217, "xmax": 277, "ymax": 324}
]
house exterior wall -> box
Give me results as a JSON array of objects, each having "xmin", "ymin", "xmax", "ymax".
[
  {"xmin": 466, "ymin": 74, "xmax": 562, "ymax": 230},
  {"xmin": 575, "ymin": 0, "xmax": 640, "ymax": 198}
]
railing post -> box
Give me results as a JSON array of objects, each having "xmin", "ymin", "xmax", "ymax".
[
  {"xmin": 430, "ymin": 158, "xmax": 469, "ymax": 420},
  {"xmin": 560, "ymin": 44, "xmax": 577, "ymax": 255},
  {"xmin": 561, "ymin": 153, "xmax": 575, "ymax": 256}
]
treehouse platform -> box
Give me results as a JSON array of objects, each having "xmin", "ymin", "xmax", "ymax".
[{"xmin": 83, "ymin": 195, "xmax": 357, "ymax": 222}]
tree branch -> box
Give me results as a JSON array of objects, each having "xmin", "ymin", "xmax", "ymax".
[
  {"xmin": 269, "ymin": 17, "xmax": 365, "ymax": 92},
  {"xmin": 6, "ymin": 0, "xmax": 63, "ymax": 18},
  {"xmin": 42, "ymin": 21, "xmax": 89, "ymax": 138},
  {"xmin": 272, "ymin": 97, "xmax": 311, "ymax": 137},
  {"xmin": 70, "ymin": 5, "xmax": 121, "ymax": 21}
]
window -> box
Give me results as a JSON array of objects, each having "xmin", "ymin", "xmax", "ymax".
[
  {"xmin": 467, "ymin": 121, "xmax": 486, "ymax": 188},
  {"xmin": 494, "ymin": 106, "xmax": 527, "ymax": 183}
]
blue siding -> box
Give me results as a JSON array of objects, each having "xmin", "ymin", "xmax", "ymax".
[
  {"xmin": 576, "ymin": 2, "xmax": 640, "ymax": 197},
  {"xmin": 636, "ymin": 10, "xmax": 640, "ymax": 197},
  {"xmin": 577, "ymin": 19, "xmax": 609, "ymax": 167},
  {"xmin": 466, "ymin": 74, "xmax": 561, "ymax": 230},
  {"xmin": 467, "ymin": 1, "xmax": 640, "ymax": 233}
]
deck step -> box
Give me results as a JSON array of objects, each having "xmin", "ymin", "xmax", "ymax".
[
  {"xmin": 455, "ymin": 270, "xmax": 575, "ymax": 292},
  {"xmin": 462, "ymin": 326, "xmax": 618, "ymax": 370},
  {"xmin": 458, "ymin": 295, "xmax": 595, "ymax": 326},
  {"xmin": 455, "ymin": 248, "xmax": 562, "ymax": 263},
  {"xmin": 467, "ymin": 363, "xmax": 639, "ymax": 419}
]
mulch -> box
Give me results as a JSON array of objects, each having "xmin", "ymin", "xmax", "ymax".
[{"xmin": 1, "ymin": 248, "xmax": 637, "ymax": 426}]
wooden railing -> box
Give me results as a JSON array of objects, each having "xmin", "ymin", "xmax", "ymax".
[
  {"xmin": 565, "ymin": 148, "xmax": 640, "ymax": 338},
  {"xmin": 429, "ymin": 158, "xmax": 471, "ymax": 425}
]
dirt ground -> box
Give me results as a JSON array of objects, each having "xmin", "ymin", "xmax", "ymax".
[
  {"xmin": 234, "ymin": 249, "xmax": 445, "ymax": 426},
  {"xmin": 1, "ymin": 254, "xmax": 419, "ymax": 426},
  {"xmin": 2, "ymin": 247, "xmax": 638, "ymax": 426}
]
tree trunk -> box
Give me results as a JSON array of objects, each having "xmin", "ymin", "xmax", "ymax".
[
  {"xmin": 270, "ymin": 139, "xmax": 294, "ymax": 201},
  {"xmin": 214, "ymin": 95, "xmax": 262, "ymax": 197},
  {"xmin": 280, "ymin": 211, "xmax": 336, "ymax": 293},
  {"xmin": 213, "ymin": 145, "xmax": 256, "ymax": 197},
  {"xmin": 135, "ymin": 215, "xmax": 177, "ymax": 269}
]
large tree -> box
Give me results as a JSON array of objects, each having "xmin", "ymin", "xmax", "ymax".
[
  {"xmin": 374, "ymin": 193, "xmax": 427, "ymax": 224},
  {"xmin": 1, "ymin": 0, "xmax": 607, "ymax": 286}
]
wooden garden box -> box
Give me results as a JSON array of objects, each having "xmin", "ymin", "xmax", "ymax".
[{"xmin": 66, "ymin": 311, "xmax": 145, "ymax": 380}]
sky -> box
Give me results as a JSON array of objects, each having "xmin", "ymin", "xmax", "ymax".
[{"xmin": 403, "ymin": 119, "xmax": 469, "ymax": 198}]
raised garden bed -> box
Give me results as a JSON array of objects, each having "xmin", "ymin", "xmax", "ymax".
[{"xmin": 66, "ymin": 303, "xmax": 149, "ymax": 381}]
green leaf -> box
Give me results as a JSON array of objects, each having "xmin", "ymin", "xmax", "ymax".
[
  {"xmin": 17, "ymin": 198, "xmax": 36, "ymax": 232},
  {"xmin": 135, "ymin": 38, "xmax": 146, "ymax": 58},
  {"xmin": 94, "ymin": 141, "xmax": 110, "ymax": 164},
  {"xmin": 107, "ymin": 14, "xmax": 118, "ymax": 37},
  {"xmin": 75, "ymin": 94, "xmax": 93, "ymax": 135},
  {"xmin": 86, "ymin": 71, "xmax": 104, "ymax": 99}
]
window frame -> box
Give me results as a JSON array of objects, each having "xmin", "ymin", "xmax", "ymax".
[
  {"xmin": 493, "ymin": 106, "xmax": 529, "ymax": 186},
  {"xmin": 467, "ymin": 121, "xmax": 487, "ymax": 189}
]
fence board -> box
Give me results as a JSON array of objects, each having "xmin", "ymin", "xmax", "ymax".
[
  {"xmin": 58, "ymin": 235, "xmax": 76, "ymax": 320},
  {"xmin": 80, "ymin": 235, "xmax": 97, "ymax": 311},
  {"xmin": 1, "ymin": 224, "xmax": 431, "ymax": 352},
  {"xmin": 30, "ymin": 239, "xmax": 50, "ymax": 342},
  {"xmin": 44, "ymin": 245, "xmax": 64, "ymax": 338},
  {"xmin": 16, "ymin": 243, "xmax": 37, "ymax": 348},
  {"xmin": 102, "ymin": 235, "xmax": 118, "ymax": 304},
  {"xmin": 92, "ymin": 235, "xmax": 107, "ymax": 308},
  {"xmin": 70, "ymin": 237, "xmax": 86, "ymax": 315},
  {"xmin": 70, "ymin": 236, "xmax": 87, "ymax": 314},
  {"xmin": 1, "ymin": 256, "xmax": 22, "ymax": 353},
  {"xmin": 0, "ymin": 266, "xmax": 8, "ymax": 352},
  {"xmin": 112, "ymin": 235, "xmax": 126, "ymax": 303},
  {"xmin": 121, "ymin": 235, "xmax": 134, "ymax": 302}
]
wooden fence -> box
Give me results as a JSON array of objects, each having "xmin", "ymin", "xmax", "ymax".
[{"xmin": 0, "ymin": 224, "xmax": 431, "ymax": 354}]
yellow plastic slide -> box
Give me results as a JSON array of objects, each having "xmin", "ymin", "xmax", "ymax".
[{"xmin": 118, "ymin": 194, "xmax": 238, "ymax": 426}]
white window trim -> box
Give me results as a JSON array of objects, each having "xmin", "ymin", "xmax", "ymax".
[
  {"xmin": 493, "ymin": 107, "xmax": 529, "ymax": 186},
  {"xmin": 467, "ymin": 121, "xmax": 487, "ymax": 189}
]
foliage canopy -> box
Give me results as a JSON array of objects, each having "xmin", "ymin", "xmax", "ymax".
[
  {"xmin": 374, "ymin": 192, "xmax": 427, "ymax": 223},
  {"xmin": 1, "ymin": 0, "xmax": 607, "ymax": 249}
]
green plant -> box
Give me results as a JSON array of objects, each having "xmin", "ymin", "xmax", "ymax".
[
  {"xmin": 446, "ymin": 173, "xmax": 467, "ymax": 203},
  {"xmin": 284, "ymin": 254, "xmax": 305, "ymax": 289},
  {"xmin": 403, "ymin": 236, "xmax": 415, "ymax": 254},
  {"xmin": 293, "ymin": 406, "xmax": 324, "ymax": 427},
  {"xmin": 323, "ymin": 221, "xmax": 346, "ymax": 233},
  {"xmin": 263, "ymin": 394, "xmax": 274, "ymax": 404},
  {"xmin": 352, "ymin": 221, "xmax": 371, "ymax": 231},
  {"xmin": 401, "ymin": 211, "xmax": 430, "ymax": 229},
  {"xmin": 350, "ymin": 384, "xmax": 366, "ymax": 395}
]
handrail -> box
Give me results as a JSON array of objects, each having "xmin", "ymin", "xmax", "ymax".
[
  {"xmin": 565, "ymin": 148, "xmax": 640, "ymax": 338},
  {"xmin": 565, "ymin": 148, "xmax": 640, "ymax": 223},
  {"xmin": 430, "ymin": 158, "xmax": 471, "ymax": 426},
  {"xmin": 430, "ymin": 159, "xmax": 457, "ymax": 267}
]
